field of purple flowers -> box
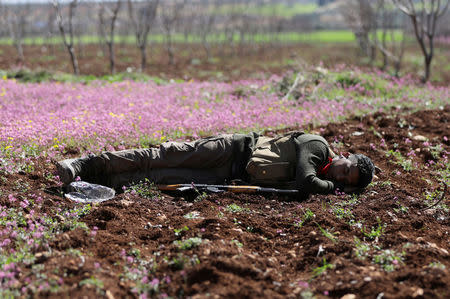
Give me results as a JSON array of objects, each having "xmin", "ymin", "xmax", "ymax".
[
  {"xmin": 0, "ymin": 66, "xmax": 449, "ymax": 298},
  {"xmin": 1, "ymin": 67, "xmax": 448, "ymax": 172}
]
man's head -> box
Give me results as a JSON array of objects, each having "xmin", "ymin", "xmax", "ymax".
[{"xmin": 326, "ymin": 153, "xmax": 375, "ymax": 191}]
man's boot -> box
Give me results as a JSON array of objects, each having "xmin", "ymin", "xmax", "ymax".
[{"xmin": 56, "ymin": 154, "xmax": 105, "ymax": 185}]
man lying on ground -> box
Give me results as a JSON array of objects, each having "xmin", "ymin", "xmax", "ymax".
[{"xmin": 56, "ymin": 131, "xmax": 375, "ymax": 198}]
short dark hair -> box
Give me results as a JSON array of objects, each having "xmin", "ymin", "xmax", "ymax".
[{"xmin": 351, "ymin": 154, "xmax": 375, "ymax": 189}]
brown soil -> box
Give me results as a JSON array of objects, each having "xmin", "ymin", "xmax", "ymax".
[
  {"xmin": 2, "ymin": 42, "xmax": 449, "ymax": 84},
  {"xmin": 0, "ymin": 43, "xmax": 354, "ymax": 80},
  {"xmin": 1, "ymin": 106, "xmax": 448, "ymax": 298}
]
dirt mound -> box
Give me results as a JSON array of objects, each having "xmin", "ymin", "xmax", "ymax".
[{"xmin": 1, "ymin": 106, "xmax": 448, "ymax": 298}]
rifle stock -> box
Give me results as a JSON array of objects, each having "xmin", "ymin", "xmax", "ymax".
[{"xmin": 157, "ymin": 184, "xmax": 299, "ymax": 195}]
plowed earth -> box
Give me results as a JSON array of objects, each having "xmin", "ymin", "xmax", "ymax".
[{"xmin": 1, "ymin": 106, "xmax": 449, "ymax": 298}]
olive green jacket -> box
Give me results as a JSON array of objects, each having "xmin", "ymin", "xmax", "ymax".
[{"xmin": 232, "ymin": 132, "xmax": 336, "ymax": 195}]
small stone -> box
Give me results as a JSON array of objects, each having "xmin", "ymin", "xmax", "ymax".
[
  {"xmin": 268, "ymin": 257, "xmax": 278, "ymax": 264},
  {"xmin": 119, "ymin": 199, "xmax": 133, "ymax": 207},
  {"xmin": 352, "ymin": 131, "xmax": 364, "ymax": 136},
  {"xmin": 398, "ymin": 232, "xmax": 408, "ymax": 240},
  {"xmin": 105, "ymin": 291, "xmax": 115, "ymax": 299},
  {"xmin": 263, "ymin": 268, "xmax": 274, "ymax": 277},
  {"xmin": 293, "ymin": 287, "xmax": 302, "ymax": 294},
  {"xmin": 371, "ymin": 271, "xmax": 383, "ymax": 278},
  {"xmin": 387, "ymin": 211, "xmax": 398, "ymax": 222},
  {"xmin": 246, "ymin": 253, "xmax": 256, "ymax": 260},
  {"xmin": 376, "ymin": 293, "xmax": 385, "ymax": 299},
  {"xmin": 412, "ymin": 287, "xmax": 424, "ymax": 298},
  {"xmin": 364, "ymin": 276, "xmax": 372, "ymax": 282},
  {"xmin": 413, "ymin": 135, "xmax": 427, "ymax": 141},
  {"xmin": 308, "ymin": 231, "xmax": 317, "ymax": 237},
  {"xmin": 341, "ymin": 294, "xmax": 356, "ymax": 299},
  {"xmin": 35, "ymin": 252, "xmax": 50, "ymax": 263},
  {"xmin": 288, "ymin": 250, "xmax": 296, "ymax": 258},
  {"xmin": 273, "ymin": 281, "xmax": 282, "ymax": 287},
  {"xmin": 427, "ymin": 242, "xmax": 449, "ymax": 255}
]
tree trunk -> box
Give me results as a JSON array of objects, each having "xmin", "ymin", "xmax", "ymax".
[
  {"xmin": 202, "ymin": 37, "xmax": 210, "ymax": 60},
  {"xmin": 109, "ymin": 42, "xmax": 115, "ymax": 75},
  {"xmin": 167, "ymin": 32, "xmax": 174, "ymax": 65},
  {"xmin": 369, "ymin": 44, "xmax": 376, "ymax": 65},
  {"xmin": 140, "ymin": 45, "xmax": 147, "ymax": 72},
  {"xmin": 68, "ymin": 45, "xmax": 79, "ymax": 75},
  {"xmin": 15, "ymin": 42, "xmax": 25, "ymax": 62},
  {"xmin": 424, "ymin": 55, "xmax": 432, "ymax": 83},
  {"xmin": 381, "ymin": 52, "xmax": 388, "ymax": 71},
  {"xmin": 394, "ymin": 59, "xmax": 401, "ymax": 77},
  {"xmin": 168, "ymin": 46, "xmax": 174, "ymax": 65}
]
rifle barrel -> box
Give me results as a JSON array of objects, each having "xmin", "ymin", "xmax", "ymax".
[{"xmin": 157, "ymin": 184, "xmax": 298, "ymax": 194}]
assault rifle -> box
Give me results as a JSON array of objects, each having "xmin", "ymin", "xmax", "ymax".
[{"xmin": 157, "ymin": 184, "xmax": 299, "ymax": 195}]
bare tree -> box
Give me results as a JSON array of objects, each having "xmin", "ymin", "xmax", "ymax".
[
  {"xmin": 372, "ymin": 0, "xmax": 406, "ymax": 76},
  {"xmin": 160, "ymin": 0, "xmax": 186, "ymax": 65},
  {"xmin": 0, "ymin": 1, "xmax": 7, "ymax": 44},
  {"xmin": 44, "ymin": 3, "xmax": 57, "ymax": 55},
  {"xmin": 2, "ymin": 2, "xmax": 30, "ymax": 63},
  {"xmin": 221, "ymin": 2, "xmax": 240, "ymax": 56},
  {"xmin": 53, "ymin": 0, "xmax": 80, "ymax": 75},
  {"xmin": 98, "ymin": 0, "xmax": 122, "ymax": 74},
  {"xmin": 196, "ymin": 0, "xmax": 216, "ymax": 60},
  {"xmin": 339, "ymin": 0, "xmax": 377, "ymax": 63},
  {"xmin": 181, "ymin": 1, "xmax": 195, "ymax": 43},
  {"xmin": 236, "ymin": 1, "xmax": 252, "ymax": 55},
  {"xmin": 393, "ymin": 0, "xmax": 449, "ymax": 82},
  {"xmin": 127, "ymin": 0, "xmax": 159, "ymax": 72},
  {"xmin": 268, "ymin": 7, "xmax": 286, "ymax": 49}
]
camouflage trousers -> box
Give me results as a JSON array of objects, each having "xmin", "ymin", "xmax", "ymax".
[{"xmin": 85, "ymin": 134, "xmax": 235, "ymax": 188}]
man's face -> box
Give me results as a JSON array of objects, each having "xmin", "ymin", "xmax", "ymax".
[{"xmin": 325, "ymin": 155, "xmax": 360, "ymax": 187}]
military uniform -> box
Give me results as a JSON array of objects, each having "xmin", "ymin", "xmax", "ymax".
[{"xmin": 59, "ymin": 132, "xmax": 337, "ymax": 195}]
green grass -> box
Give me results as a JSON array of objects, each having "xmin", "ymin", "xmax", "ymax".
[
  {"xmin": 0, "ymin": 30, "xmax": 406, "ymax": 45},
  {"xmin": 226, "ymin": 203, "xmax": 250, "ymax": 213},
  {"xmin": 311, "ymin": 258, "xmax": 334, "ymax": 279},
  {"xmin": 173, "ymin": 237, "xmax": 203, "ymax": 250},
  {"xmin": 0, "ymin": 68, "xmax": 171, "ymax": 84}
]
